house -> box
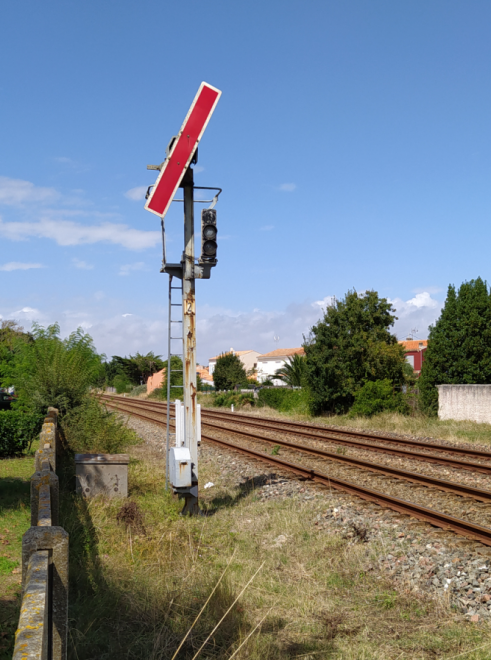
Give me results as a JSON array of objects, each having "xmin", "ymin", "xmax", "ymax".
[
  {"xmin": 208, "ymin": 349, "xmax": 261, "ymax": 376},
  {"xmin": 146, "ymin": 364, "xmax": 214, "ymax": 395},
  {"xmin": 398, "ymin": 339, "xmax": 428, "ymax": 374},
  {"xmin": 256, "ymin": 347, "xmax": 305, "ymax": 385},
  {"xmin": 197, "ymin": 365, "xmax": 214, "ymax": 387}
]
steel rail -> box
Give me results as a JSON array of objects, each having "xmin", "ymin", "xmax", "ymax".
[
  {"xmin": 100, "ymin": 396, "xmax": 491, "ymax": 475},
  {"xmin": 100, "ymin": 394, "xmax": 491, "ymax": 461},
  {"xmin": 103, "ymin": 397, "xmax": 491, "ymax": 503},
  {"xmin": 101, "ymin": 397, "xmax": 491, "ymax": 546},
  {"xmin": 201, "ymin": 432, "xmax": 491, "ymax": 547}
]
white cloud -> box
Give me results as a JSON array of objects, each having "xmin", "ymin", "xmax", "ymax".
[
  {"xmin": 193, "ymin": 165, "xmax": 205, "ymax": 174},
  {"xmin": 122, "ymin": 313, "xmax": 133, "ymax": 317},
  {"xmin": 124, "ymin": 185, "xmax": 148, "ymax": 201},
  {"xmin": 0, "ymin": 218, "xmax": 160, "ymax": 250},
  {"xmin": 72, "ymin": 258, "xmax": 94, "ymax": 270},
  {"xmin": 10, "ymin": 307, "xmax": 43, "ymax": 321},
  {"xmin": 0, "ymin": 176, "xmax": 59, "ymax": 205},
  {"xmin": 0, "ymin": 262, "xmax": 45, "ymax": 272},
  {"xmin": 389, "ymin": 291, "xmax": 443, "ymax": 339},
  {"xmin": 313, "ymin": 295, "xmax": 335, "ymax": 310},
  {"xmin": 119, "ymin": 262, "xmax": 147, "ymax": 276},
  {"xmin": 278, "ymin": 183, "xmax": 296, "ymax": 192},
  {"xmin": 260, "ymin": 225, "xmax": 274, "ymax": 231}
]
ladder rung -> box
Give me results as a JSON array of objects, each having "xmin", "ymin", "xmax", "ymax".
[
  {"xmin": 171, "ymin": 385, "xmax": 183, "ymax": 388},
  {"xmin": 171, "ymin": 304, "xmax": 182, "ymax": 306}
]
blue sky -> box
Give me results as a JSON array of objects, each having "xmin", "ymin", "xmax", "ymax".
[{"xmin": 1, "ymin": 1, "xmax": 491, "ymax": 363}]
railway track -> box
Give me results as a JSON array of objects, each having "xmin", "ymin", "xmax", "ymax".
[
  {"xmin": 100, "ymin": 394, "xmax": 491, "ymax": 547},
  {"xmin": 100, "ymin": 395, "xmax": 491, "ymax": 474}
]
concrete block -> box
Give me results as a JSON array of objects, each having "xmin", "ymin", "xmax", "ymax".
[
  {"xmin": 35, "ymin": 446, "xmax": 55, "ymax": 472},
  {"xmin": 13, "ymin": 550, "xmax": 49, "ymax": 660},
  {"xmin": 31, "ymin": 470, "xmax": 59, "ymax": 526},
  {"xmin": 438, "ymin": 384, "xmax": 491, "ymax": 424},
  {"xmin": 22, "ymin": 527, "xmax": 69, "ymax": 660},
  {"xmin": 75, "ymin": 453, "xmax": 129, "ymax": 498}
]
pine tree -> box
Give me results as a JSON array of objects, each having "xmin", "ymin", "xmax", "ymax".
[
  {"xmin": 419, "ymin": 278, "xmax": 491, "ymax": 414},
  {"xmin": 304, "ymin": 290, "xmax": 406, "ymax": 415}
]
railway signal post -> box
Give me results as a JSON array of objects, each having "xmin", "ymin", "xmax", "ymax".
[{"xmin": 144, "ymin": 82, "xmax": 222, "ymax": 515}]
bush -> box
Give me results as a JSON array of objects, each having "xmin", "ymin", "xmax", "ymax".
[
  {"xmin": 257, "ymin": 388, "xmax": 308, "ymax": 413},
  {"xmin": 62, "ymin": 398, "xmax": 138, "ymax": 454},
  {"xmin": 213, "ymin": 392, "xmax": 255, "ymax": 408},
  {"xmin": 6, "ymin": 323, "xmax": 104, "ymax": 416},
  {"xmin": 0, "ymin": 410, "xmax": 44, "ymax": 456},
  {"xmin": 129, "ymin": 384, "xmax": 147, "ymax": 397},
  {"xmin": 348, "ymin": 379, "xmax": 410, "ymax": 418},
  {"xmin": 113, "ymin": 375, "xmax": 133, "ymax": 394}
]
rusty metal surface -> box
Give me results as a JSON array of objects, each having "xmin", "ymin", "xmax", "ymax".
[
  {"xmin": 200, "ymin": 432, "xmax": 491, "ymax": 547},
  {"xmin": 101, "ymin": 397, "xmax": 491, "ymax": 538},
  {"xmin": 202, "ymin": 408, "xmax": 491, "ymax": 460},
  {"xmin": 182, "ymin": 176, "xmax": 198, "ymax": 482},
  {"xmin": 100, "ymin": 396, "xmax": 491, "ymax": 475},
  {"xmin": 102, "ymin": 397, "xmax": 491, "ymax": 503}
]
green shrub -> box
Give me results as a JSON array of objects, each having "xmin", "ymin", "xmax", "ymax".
[
  {"xmin": 129, "ymin": 384, "xmax": 147, "ymax": 396},
  {"xmin": 348, "ymin": 379, "xmax": 410, "ymax": 418},
  {"xmin": 113, "ymin": 375, "xmax": 133, "ymax": 394},
  {"xmin": 213, "ymin": 392, "xmax": 254, "ymax": 408},
  {"xmin": 6, "ymin": 323, "xmax": 104, "ymax": 416},
  {"xmin": 62, "ymin": 398, "xmax": 138, "ymax": 454},
  {"xmin": 0, "ymin": 410, "xmax": 44, "ymax": 456},
  {"xmin": 257, "ymin": 388, "xmax": 308, "ymax": 413}
]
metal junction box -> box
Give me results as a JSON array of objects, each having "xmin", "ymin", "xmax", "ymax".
[
  {"xmin": 169, "ymin": 447, "xmax": 192, "ymax": 488},
  {"xmin": 75, "ymin": 453, "xmax": 129, "ymax": 498}
]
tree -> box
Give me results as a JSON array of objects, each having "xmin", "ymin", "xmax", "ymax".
[
  {"xmin": 213, "ymin": 353, "xmax": 247, "ymax": 390},
  {"xmin": 304, "ymin": 289, "xmax": 406, "ymax": 415},
  {"xmin": 274, "ymin": 353, "xmax": 307, "ymax": 387},
  {"xmin": 419, "ymin": 278, "xmax": 491, "ymax": 415},
  {"xmin": 6, "ymin": 323, "xmax": 104, "ymax": 415},
  {"xmin": 105, "ymin": 352, "xmax": 164, "ymax": 386},
  {"xmin": 0, "ymin": 320, "xmax": 33, "ymax": 389}
]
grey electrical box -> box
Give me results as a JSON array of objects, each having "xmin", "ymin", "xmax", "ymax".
[
  {"xmin": 75, "ymin": 454, "xmax": 129, "ymax": 498},
  {"xmin": 169, "ymin": 447, "xmax": 192, "ymax": 488}
]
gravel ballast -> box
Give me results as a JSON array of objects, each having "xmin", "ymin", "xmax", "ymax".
[{"xmin": 124, "ymin": 411, "xmax": 491, "ymax": 622}]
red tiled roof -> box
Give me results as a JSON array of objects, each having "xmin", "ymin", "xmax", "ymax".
[
  {"xmin": 209, "ymin": 350, "xmax": 257, "ymax": 361},
  {"xmin": 399, "ymin": 340, "xmax": 428, "ymax": 351},
  {"xmin": 258, "ymin": 347, "xmax": 305, "ymax": 359}
]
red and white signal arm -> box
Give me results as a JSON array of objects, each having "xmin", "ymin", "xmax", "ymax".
[{"xmin": 144, "ymin": 82, "xmax": 222, "ymax": 218}]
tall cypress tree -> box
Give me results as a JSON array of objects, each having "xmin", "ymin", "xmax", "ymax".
[{"xmin": 419, "ymin": 278, "xmax": 491, "ymax": 414}]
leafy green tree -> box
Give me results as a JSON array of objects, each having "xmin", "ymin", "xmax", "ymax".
[
  {"xmin": 213, "ymin": 353, "xmax": 248, "ymax": 391},
  {"xmin": 5, "ymin": 323, "xmax": 104, "ymax": 416},
  {"xmin": 106, "ymin": 352, "xmax": 164, "ymax": 386},
  {"xmin": 348, "ymin": 379, "xmax": 410, "ymax": 418},
  {"xmin": 304, "ymin": 289, "xmax": 406, "ymax": 415},
  {"xmin": 274, "ymin": 353, "xmax": 307, "ymax": 387},
  {"xmin": 419, "ymin": 278, "xmax": 491, "ymax": 415},
  {"xmin": 0, "ymin": 320, "xmax": 33, "ymax": 389}
]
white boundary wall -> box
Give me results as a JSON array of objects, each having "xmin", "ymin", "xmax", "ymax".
[{"xmin": 437, "ymin": 385, "xmax": 491, "ymax": 424}]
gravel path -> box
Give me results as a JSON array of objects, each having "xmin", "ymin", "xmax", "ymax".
[{"xmin": 124, "ymin": 412, "xmax": 491, "ymax": 623}]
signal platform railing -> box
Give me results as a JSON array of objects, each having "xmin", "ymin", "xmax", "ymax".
[{"xmin": 13, "ymin": 408, "xmax": 68, "ymax": 660}]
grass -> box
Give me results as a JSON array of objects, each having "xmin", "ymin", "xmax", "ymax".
[
  {"xmin": 5, "ymin": 422, "xmax": 491, "ymax": 658},
  {"xmin": 0, "ymin": 438, "xmax": 38, "ymax": 658},
  {"xmin": 61, "ymin": 440, "xmax": 491, "ymax": 659},
  {"xmin": 313, "ymin": 411, "xmax": 491, "ymax": 448}
]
